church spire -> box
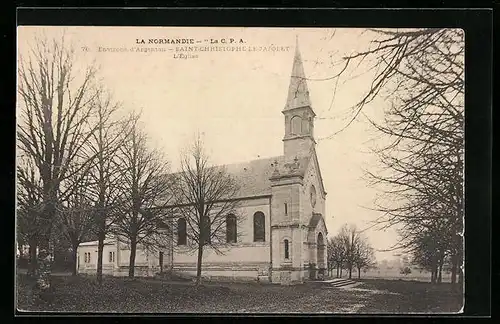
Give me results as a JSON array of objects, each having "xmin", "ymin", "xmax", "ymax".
[
  {"xmin": 282, "ymin": 36, "xmax": 316, "ymax": 159},
  {"xmin": 283, "ymin": 36, "xmax": 312, "ymax": 112}
]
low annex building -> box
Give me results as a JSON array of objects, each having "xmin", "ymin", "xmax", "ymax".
[{"xmin": 77, "ymin": 39, "xmax": 329, "ymax": 285}]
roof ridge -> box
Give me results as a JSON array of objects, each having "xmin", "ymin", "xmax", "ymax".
[
  {"xmin": 223, "ymin": 155, "xmax": 284, "ymax": 167},
  {"xmin": 170, "ymin": 155, "xmax": 285, "ymax": 175}
]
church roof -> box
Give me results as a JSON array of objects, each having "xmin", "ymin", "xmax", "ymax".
[
  {"xmin": 225, "ymin": 155, "xmax": 310, "ymax": 198},
  {"xmin": 152, "ymin": 155, "xmax": 311, "ymax": 209},
  {"xmin": 283, "ymin": 37, "xmax": 313, "ymax": 113}
]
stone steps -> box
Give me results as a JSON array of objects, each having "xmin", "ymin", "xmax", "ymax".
[{"xmin": 316, "ymin": 278, "xmax": 358, "ymax": 288}]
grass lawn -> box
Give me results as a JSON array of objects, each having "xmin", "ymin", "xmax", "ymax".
[
  {"xmin": 350, "ymin": 279, "xmax": 463, "ymax": 314},
  {"xmin": 16, "ymin": 274, "xmax": 463, "ymax": 314}
]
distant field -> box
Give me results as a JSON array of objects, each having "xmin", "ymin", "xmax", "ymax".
[{"xmin": 335, "ymin": 270, "xmax": 453, "ymax": 283}]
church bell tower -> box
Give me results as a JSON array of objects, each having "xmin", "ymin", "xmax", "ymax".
[{"xmin": 283, "ymin": 37, "xmax": 316, "ymax": 160}]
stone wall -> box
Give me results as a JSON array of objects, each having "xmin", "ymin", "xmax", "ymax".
[
  {"xmin": 172, "ymin": 197, "xmax": 272, "ymax": 278},
  {"xmin": 172, "ymin": 261, "xmax": 271, "ymax": 282}
]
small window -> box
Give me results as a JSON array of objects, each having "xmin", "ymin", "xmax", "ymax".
[
  {"xmin": 159, "ymin": 252, "xmax": 164, "ymax": 266},
  {"xmin": 284, "ymin": 240, "xmax": 290, "ymax": 260},
  {"xmin": 177, "ymin": 218, "xmax": 187, "ymax": 245},
  {"xmin": 226, "ymin": 214, "xmax": 237, "ymax": 243},
  {"xmin": 253, "ymin": 212, "xmax": 265, "ymax": 242},
  {"xmin": 84, "ymin": 252, "xmax": 91, "ymax": 263},
  {"xmin": 303, "ymin": 117, "xmax": 310, "ymax": 133},
  {"xmin": 284, "ymin": 203, "xmax": 288, "ymax": 215},
  {"xmin": 109, "ymin": 251, "xmax": 115, "ymax": 263},
  {"xmin": 290, "ymin": 116, "xmax": 302, "ymax": 135}
]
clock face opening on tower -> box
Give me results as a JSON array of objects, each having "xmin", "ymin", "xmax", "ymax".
[{"xmin": 310, "ymin": 185, "xmax": 317, "ymax": 208}]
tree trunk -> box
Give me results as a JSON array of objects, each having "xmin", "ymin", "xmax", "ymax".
[
  {"xmin": 195, "ymin": 243, "xmax": 204, "ymax": 286},
  {"xmin": 430, "ymin": 254, "xmax": 439, "ymax": 284},
  {"xmin": 458, "ymin": 266, "xmax": 464, "ymax": 288},
  {"xmin": 336, "ymin": 265, "xmax": 340, "ymax": 278},
  {"xmin": 39, "ymin": 199, "xmax": 55, "ymax": 251},
  {"xmin": 450, "ymin": 252, "xmax": 458, "ymax": 284},
  {"xmin": 18, "ymin": 241, "xmax": 24, "ymax": 259},
  {"xmin": 431, "ymin": 265, "xmax": 438, "ymax": 284},
  {"xmin": 97, "ymin": 232, "xmax": 105, "ymax": 284},
  {"xmin": 159, "ymin": 252, "xmax": 164, "ymax": 274},
  {"xmin": 71, "ymin": 244, "xmax": 79, "ymax": 276},
  {"xmin": 38, "ymin": 232, "xmax": 51, "ymax": 253},
  {"xmin": 129, "ymin": 238, "xmax": 137, "ymax": 278},
  {"xmin": 348, "ymin": 266, "xmax": 352, "ymax": 279},
  {"xmin": 438, "ymin": 262, "xmax": 443, "ymax": 284},
  {"xmin": 28, "ymin": 238, "xmax": 38, "ymax": 277},
  {"xmin": 358, "ymin": 267, "xmax": 361, "ymax": 279}
]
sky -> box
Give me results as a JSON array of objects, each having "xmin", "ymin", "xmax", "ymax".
[{"xmin": 18, "ymin": 26, "xmax": 402, "ymax": 261}]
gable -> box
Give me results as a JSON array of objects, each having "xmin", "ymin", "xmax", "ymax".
[
  {"xmin": 309, "ymin": 213, "xmax": 328, "ymax": 236},
  {"xmin": 305, "ymin": 146, "xmax": 326, "ymax": 199}
]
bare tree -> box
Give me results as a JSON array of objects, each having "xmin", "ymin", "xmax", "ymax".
[
  {"xmin": 85, "ymin": 93, "xmax": 134, "ymax": 284},
  {"xmin": 328, "ymin": 224, "xmax": 374, "ymax": 280},
  {"xmin": 17, "ymin": 34, "xmax": 104, "ymax": 285},
  {"xmin": 172, "ymin": 136, "xmax": 241, "ymax": 285},
  {"xmin": 113, "ymin": 121, "xmax": 174, "ymax": 278},
  {"xmin": 410, "ymin": 225, "xmax": 448, "ymax": 284},
  {"xmin": 337, "ymin": 224, "xmax": 352, "ymax": 278},
  {"xmin": 16, "ymin": 156, "xmax": 44, "ymax": 276},
  {"xmin": 56, "ymin": 163, "xmax": 95, "ymax": 276},
  {"xmin": 353, "ymin": 235, "xmax": 376, "ymax": 279},
  {"xmin": 326, "ymin": 237, "xmax": 336, "ymax": 277},
  {"xmin": 342, "ymin": 224, "xmax": 361, "ymax": 279},
  {"xmin": 325, "ymin": 29, "xmax": 464, "ymax": 286},
  {"xmin": 327, "ymin": 235, "xmax": 346, "ymax": 278}
]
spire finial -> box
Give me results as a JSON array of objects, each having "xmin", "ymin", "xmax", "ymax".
[
  {"xmin": 294, "ymin": 35, "xmax": 301, "ymax": 58},
  {"xmin": 294, "ymin": 34, "xmax": 301, "ymax": 63}
]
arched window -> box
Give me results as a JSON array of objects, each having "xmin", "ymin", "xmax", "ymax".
[
  {"xmin": 290, "ymin": 116, "xmax": 302, "ymax": 135},
  {"xmin": 226, "ymin": 214, "xmax": 237, "ymax": 243},
  {"xmin": 253, "ymin": 212, "xmax": 265, "ymax": 242},
  {"xmin": 284, "ymin": 239, "xmax": 290, "ymax": 259},
  {"xmin": 202, "ymin": 216, "xmax": 211, "ymax": 244},
  {"xmin": 177, "ymin": 218, "xmax": 187, "ymax": 245},
  {"xmin": 303, "ymin": 117, "xmax": 310, "ymax": 134}
]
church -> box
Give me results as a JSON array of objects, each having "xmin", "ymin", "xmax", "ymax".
[{"xmin": 77, "ymin": 40, "xmax": 329, "ymax": 285}]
